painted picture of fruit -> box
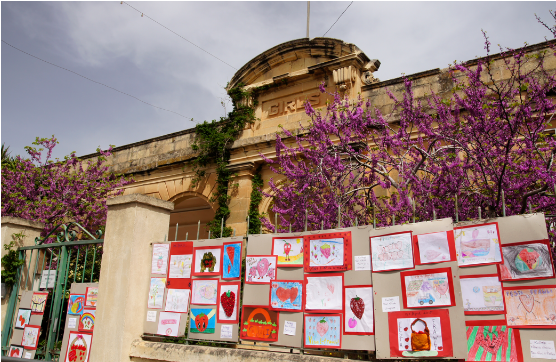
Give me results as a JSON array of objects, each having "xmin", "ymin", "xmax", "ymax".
[
  {"xmin": 240, "ymin": 306, "xmax": 279, "ymax": 342},
  {"xmin": 350, "ymin": 296, "xmax": 365, "ymax": 319},
  {"xmin": 201, "ymin": 252, "xmax": 217, "ymax": 272},
  {"xmin": 190, "ymin": 308, "xmax": 216, "ymax": 334}
]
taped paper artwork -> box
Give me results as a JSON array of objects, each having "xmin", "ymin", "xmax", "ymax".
[
  {"xmin": 309, "ymin": 238, "xmax": 344, "ymax": 268},
  {"xmin": 499, "ymin": 241, "xmax": 555, "ymax": 281},
  {"xmin": 270, "ymin": 281, "xmax": 303, "ymax": 311},
  {"xmin": 273, "ymin": 237, "xmax": 303, "ymax": 266},
  {"xmin": 21, "ymin": 325, "xmax": 40, "ymax": 349},
  {"xmin": 191, "ymin": 279, "xmax": 218, "ymax": 305},
  {"xmin": 148, "ymin": 278, "xmax": 166, "ymax": 309},
  {"xmin": 78, "ymin": 309, "xmax": 96, "ymax": 332},
  {"xmin": 504, "ymin": 287, "xmax": 556, "ymax": 327},
  {"xmin": 8, "ymin": 345, "xmax": 23, "ymax": 358},
  {"xmin": 246, "ymin": 256, "xmax": 276, "ymax": 283},
  {"xmin": 67, "ymin": 294, "xmax": 85, "ymax": 316},
  {"xmin": 240, "ymin": 306, "xmax": 279, "ymax": 342},
  {"xmin": 460, "ymin": 276, "xmax": 503, "ymax": 314},
  {"xmin": 85, "ymin": 287, "xmax": 98, "ymax": 307},
  {"xmin": 157, "ymin": 311, "xmax": 181, "ymax": 337},
  {"xmin": 222, "ymin": 242, "xmax": 241, "ymax": 279},
  {"xmin": 304, "ymin": 315, "xmax": 341, "ymax": 348},
  {"xmin": 371, "ymin": 232, "xmax": 414, "ymax": 271},
  {"xmin": 168, "ymin": 254, "xmax": 192, "ymax": 279},
  {"xmin": 194, "ymin": 247, "xmax": 221, "ymax": 275},
  {"xmin": 15, "ymin": 308, "xmax": 31, "ymax": 329},
  {"xmin": 416, "ymin": 231, "xmax": 452, "ymax": 264},
  {"xmin": 63, "ymin": 332, "xmax": 92, "ymax": 362},
  {"xmin": 305, "ymin": 275, "xmax": 343, "ymax": 311},
  {"xmin": 466, "ymin": 324, "xmax": 521, "ymax": 362},
  {"xmin": 344, "ymin": 286, "xmax": 374, "ymax": 335},
  {"xmin": 151, "ymin": 243, "xmax": 170, "ymax": 275},
  {"xmin": 165, "ymin": 289, "xmax": 191, "ymax": 313},
  {"xmin": 402, "ymin": 270, "xmax": 453, "ymax": 308},
  {"xmin": 455, "ymin": 223, "xmax": 501, "ymax": 266},
  {"xmin": 31, "ymin": 292, "xmax": 48, "ymax": 314},
  {"xmin": 218, "ymin": 283, "xmax": 239, "ymax": 322},
  {"xmin": 190, "ymin": 308, "xmax": 216, "ymax": 334}
]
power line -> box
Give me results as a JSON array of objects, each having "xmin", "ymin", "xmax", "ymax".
[
  {"xmin": 323, "ymin": 1, "xmax": 353, "ymax": 37},
  {"xmin": 2, "ymin": 39, "xmax": 190, "ymax": 119},
  {"xmin": 121, "ymin": 1, "xmax": 238, "ymax": 71}
]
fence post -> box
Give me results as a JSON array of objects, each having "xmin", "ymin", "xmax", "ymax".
[
  {"xmin": 373, "ymin": 204, "xmax": 376, "ymax": 229},
  {"xmin": 221, "ymin": 218, "xmax": 224, "ymax": 238},
  {"xmin": 455, "ymin": 194, "xmax": 459, "ymax": 223},
  {"xmin": 44, "ymin": 245, "xmax": 68, "ymax": 360},
  {"xmin": 501, "ymin": 190, "xmax": 506, "ymax": 217},
  {"xmin": 337, "ymin": 205, "xmax": 341, "ymax": 228},
  {"xmin": 433, "ymin": 208, "xmax": 436, "ymax": 220},
  {"xmin": 412, "ymin": 198, "xmax": 416, "ymax": 223},
  {"xmin": 174, "ymin": 223, "xmax": 179, "ymax": 241},
  {"xmin": 478, "ymin": 206, "xmax": 482, "ymax": 220},
  {"xmin": 197, "ymin": 220, "xmax": 200, "ymax": 240},
  {"xmin": 305, "ymin": 209, "xmax": 308, "ymax": 232}
]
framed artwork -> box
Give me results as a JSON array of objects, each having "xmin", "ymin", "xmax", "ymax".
[
  {"xmin": 304, "ymin": 314, "xmax": 342, "ymax": 349},
  {"xmin": 272, "ymin": 236, "xmax": 304, "ymax": 267},
  {"xmin": 67, "ymin": 294, "xmax": 85, "ymax": 316},
  {"xmin": 414, "ymin": 230, "xmax": 457, "ymax": 265},
  {"xmin": 157, "ymin": 311, "xmax": 181, "ymax": 336},
  {"xmin": 344, "ymin": 285, "xmax": 374, "ymax": 335},
  {"xmin": 217, "ymin": 282, "xmax": 240, "ymax": 323},
  {"xmin": 166, "ymin": 241, "xmax": 193, "ymax": 289},
  {"xmin": 222, "ymin": 241, "xmax": 242, "ymax": 279},
  {"xmin": 460, "ymin": 274, "xmax": 505, "ymax": 315},
  {"xmin": 15, "ymin": 308, "xmax": 31, "ymax": 330},
  {"xmin": 499, "ymin": 240, "xmax": 555, "ymax": 281},
  {"xmin": 303, "ymin": 231, "xmax": 352, "ymax": 272},
  {"xmin": 455, "ymin": 222, "xmax": 502, "ymax": 267},
  {"xmin": 370, "ymin": 231, "xmax": 414, "ymax": 272},
  {"xmin": 148, "ymin": 278, "xmax": 166, "ymax": 309},
  {"xmin": 30, "ymin": 292, "xmax": 48, "ymax": 314},
  {"xmin": 165, "ymin": 289, "xmax": 191, "ymax": 313},
  {"xmin": 63, "ymin": 331, "xmax": 92, "ymax": 362},
  {"xmin": 303, "ymin": 273, "xmax": 343, "ymax": 313},
  {"xmin": 192, "ymin": 246, "xmax": 222, "ymax": 277},
  {"xmin": 240, "ymin": 305, "xmax": 279, "ymax": 342},
  {"xmin": 190, "ymin": 308, "xmax": 216, "ymax": 334},
  {"xmin": 78, "ymin": 308, "xmax": 96, "ymax": 332},
  {"xmin": 465, "ymin": 320, "xmax": 523, "ymax": 362},
  {"xmin": 21, "ymin": 325, "xmax": 41, "ymax": 350},
  {"xmin": 85, "ymin": 287, "xmax": 98, "ymax": 307},
  {"xmin": 388, "ymin": 309, "xmax": 453, "ymax": 358},
  {"xmin": 8, "ymin": 345, "xmax": 24, "ymax": 357},
  {"xmin": 269, "ymin": 280, "xmax": 303, "ymax": 312},
  {"xmin": 400, "ymin": 267, "xmax": 456, "ymax": 308},
  {"xmin": 151, "ymin": 243, "xmax": 170, "ymax": 275},
  {"xmin": 245, "ymin": 255, "xmax": 276, "ymax": 284},
  {"xmin": 191, "ymin": 278, "xmax": 218, "ymax": 305},
  {"xmin": 503, "ymin": 286, "xmax": 556, "ymax": 328}
]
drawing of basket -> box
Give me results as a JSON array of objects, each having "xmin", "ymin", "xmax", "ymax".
[
  {"xmin": 68, "ymin": 334, "xmax": 88, "ymax": 362},
  {"xmin": 410, "ymin": 319, "xmax": 431, "ymax": 351}
]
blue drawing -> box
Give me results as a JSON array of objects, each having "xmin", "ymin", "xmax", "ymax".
[
  {"xmin": 223, "ymin": 243, "xmax": 241, "ymax": 279},
  {"xmin": 270, "ymin": 281, "xmax": 303, "ymax": 311},
  {"xmin": 305, "ymin": 316, "xmax": 341, "ymax": 347},
  {"xmin": 190, "ymin": 308, "xmax": 216, "ymax": 334}
]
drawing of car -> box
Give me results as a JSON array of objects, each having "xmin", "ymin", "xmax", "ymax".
[{"xmin": 418, "ymin": 294, "xmax": 436, "ymax": 305}]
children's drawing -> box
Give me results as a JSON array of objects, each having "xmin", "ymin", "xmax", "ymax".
[
  {"xmin": 191, "ymin": 279, "xmax": 218, "ymax": 305},
  {"xmin": 245, "ymin": 256, "xmax": 276, "ymax": 284},
  {"xmin": 85, "ymin": 287, "xmax": 98, "ymax": 307},
  {"xmin": 270, "ymin": 280, "xmax": 303, "ymax": 312},
  {"xmin": 499, "ymin": 240, "xmax": 555, "ymax": 281},
  {"xmin": 465, "ymin": 322, "xmax": 521, "ymax": 362},
  {"xmin": 304, "ymin": 231, "xmax": 352, "ymax": 272},
  {"xmin": 304, "ymin": 315, "xmax": 341, "ymax": 348},
  {"xmin": 31, "ymin": 292, "xmax": 48, "ymax": 314},
  {"xmin": 15, "ymin": 308, "xmax": 31, "ymax": 329},
  {"xmin": 217, "ymin": 283, "xmax": 239, "ymax": 323},
  {"xmin": 190, "ymin": 308, "xmax": 216, "ymax": 334},
  {"xmin": 401, "ymin": 268, "xmax": 454, "ymax": 308},
  {"xmin": 455, "ymin": 223, "xmax": 502, "ymax": 266},
  {"xmin": 304, "ymin": 274, "xmax": 343, "ymax": 311},
  {"xmin": 78, "ymin": 309, "xmax": 96, "ymax": 332},
  {"xmin": 165, "ymin": 289, "xmax": 191, "ymax": 313},
  {"xmin": 193, "ymin": 247, "xmax": 222, "ymax": 276},
  {"xmin": 157, "ymin": 311, "xmax": 181, "ymax": 336},
  {"xmin": 272, "ymin": 237, "xmax": 303, "ymax": 266},
  {"xmin": 415, "ymin": 231, "xmax": 454, "ymax": 264},
  {"xmin": 166, "ymin": 241, "xmax": 193, "ymax": 289},
  {"xmin": 240, "ymin": 306, "xmax": 279, "ymax": 342},
  {"xmin": 21, "ymin": 325, "xmax": 40, "ymax": 349},
  {"xmin": 151, "ymin": 243, "xmax": 170, "ymax": 275},
  {"xmin": 63, "ymin": 331, "xmax": 92, "ymax": 362},
  {"xmin": 168, "ymin": 254, "xmax": 192, "ymax": 279},
  {"xmin": 8, "ymin": 345, "xmax": 23, "ymax": 358},
  {"xmin": 309, "ymin": 238, "xmax": 344, "ymax": 267},
  {"xmin": 148, "ymin": 278, "xmax": 166, "ymax": 309},
  {"xmin": 67, "ymin": 294, "xmax": 85, "ymax": 316},
  {"xmin": 222, "ymin": 242, "xmax": 241, "ymax": 279},
  {"xmin": 344, "ymin": 286, "xmax": 374, "ymax": 335},
  {"xmin": 460, "ymin": 275, "xmax": 504, "ymax": 314},
  {"xmin": 371, "ymin": 231, "xmax": 414, "ymax": 271},
  {"xmin": 504, "ymin": 286, "xmax": 556, "ymax": 327}
]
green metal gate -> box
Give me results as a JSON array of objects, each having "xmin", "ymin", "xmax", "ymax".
[{"xmin": 1, "ymin": 222, "xmax": 103, "ymax": 360}]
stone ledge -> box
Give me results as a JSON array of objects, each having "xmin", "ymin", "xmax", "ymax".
[
  {"xmin": 1, "ymin": 216, "xmax": 45, "ymax": 231},
  {"xmin": 107, "ymin": 194, "xmax": 174, "ymax": 211}
]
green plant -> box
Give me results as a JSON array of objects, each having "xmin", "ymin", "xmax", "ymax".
[
  {"xmin": 248, "ymin": 166, "xmax": 264, "ymax": 234},
  {"xmin": 1, "ymin": 232, "xmax": 25, "ymax": 288}
]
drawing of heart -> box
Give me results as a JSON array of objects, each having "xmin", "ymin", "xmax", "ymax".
[
  {"xmin": 519, "ymin": 294, "xmax": 535, "ymax": 312},
  {"xmin": 516, "ymin": 248, "xmax": 540, "ymax": 271},
  {"xmin": 435, "ymin": 282, "xmax": 449, "ymax": 296},
  {"xmin": 316, "ymin": 318, "xmax": 329, "ymax": 336},
  {"xmin": 327, "ymin": 283, "xmax": 335, "ymax": 294},
  {"xmin": 257, "ymin": 258, "xmax": 270, "ymax": 278},
  {"xmin": 276, "ymin": 287, "xmax": 299, "ymax": 303},
  {"xmin": 425, "ymin": 249, "xmax": 441, "ymax": 260},
  {"xmin": 476, "ymin": 327, "xmax": 506, "ymax": 354}
]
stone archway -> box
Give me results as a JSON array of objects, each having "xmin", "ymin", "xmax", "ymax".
[{"xmin": 169, "ymin": 192, "xmax": 216, "ymax": 241}]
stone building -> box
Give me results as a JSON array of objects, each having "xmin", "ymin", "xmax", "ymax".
[{"xmin": 80, "ymin": 37, "xmax": 556, "ymax": 238}]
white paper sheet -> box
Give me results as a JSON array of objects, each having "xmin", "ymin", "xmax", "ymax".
[
  {"xmin": 194, "ymin": 248, "xmax": 221, "ymax": 274},
  {"xmin": 191, "ymin": 279, "xmax": 218, "ymax": 305},
  {"xmin": 24, "ymin": 352, "xmax": 32, "ymax": 359},
  {"xmin": 371, "ymin": 232, "xmax": 414, "ymax": 271},
  {"xmin": 148, "ymin": 278, "xmax": 166, "ymax": 309},
  {"xmin": 403, "ymin": 271, "xmax": 452, "ymax": 308},
  {"xmin": 39, "ymin": 270, "xmax": 57, "ymax": 289},
  {"xmin": 246, "ymin": 256, "xmax": 276, "ymax": 283},
  {"xmin": 146, "ymin": 310, "xmax": 157, "ymax": 322},
  {"xmin": 165, "ymin": 289, "xmax": 191, "ymax": 313},
  {"xmin": 305, "ymin": 275, "xmax": 343, "ymax": 311},
  {"xmin": 283, "ymin": 320, "xmax": 296, "ymax": 336},
  {"xmin": 345, "ymin": 286, "xmax": 374, "ymax": 333},
  {"xmin": 530, "ymin": 340, "xmax": 556, "ymax": 359},
  {"xmin": 67, "ymin": 317, "xmax": 77, "ymax": 329},
  {"xmin": 152, "ymin": 243, "xmax": 170, "ymax": 275},
  {"xmin": 220, "ymin": 324, "xmax": 233, "ymax": 339},
  {"xmin": 382, "ymin": 296, "xmax": 400, "ymax": 312},
  {"xmin": 309, "ymin": 237, "xmax": 345, "ymax": 267},
  {"xmin": 157, "ymin": 312, "xmax": 180, "ymax": 337},
  {"xmin": 354, "ymin": 255, "xmax": 371, "ymax": 270},
  {"xmin": 455, "ymin": 223, "xmax": 502, "ymax": 266},
  {"xmin": 168, "ymin": 254, "xmax": 192, "ymax": 278},
  {"xmin": 217, "ymin": 284, "xmax": 239, "ymax": 321},
  {"xmin": 417, "ymin": 231, "xmax": 451, "ymax": 264},
  {"xmin": 460, "ymin": 276, "xmax": 503, "ymax": 313}
]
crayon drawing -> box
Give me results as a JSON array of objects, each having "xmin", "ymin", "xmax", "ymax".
[
  {"xmin": 15, "ymin": 308, "xmax": 31, "ymax": 329},
  {"xmin": 78, "ymin": 309, "xmax": 96, "ymax": 332},
  {"xmin": 156, "ymin": 311, "xmax": 181, "ymax": 337},
  {"xmin": 499, "ymin": 241, "xmax": 554, "ymax": 281},
  {"xmin": 466, "ymin": 325, "xmax": 520, "ymax": 362},
  {"xmin": 344, "ymin": 286, "xmax": 374, "ymax": 334},
  {"xmin": 151, "ymin": 243, "xmax": 170, "ymax": 275},
  {"xmin": 305, "ymin": 315, "xmax": 341, "ymax": 348},
  {"xmin": 270, "ymin": 281, "xmax": 303, "ymax": 311},
  {"xmin": 8, "ymin": 345, "xmax": 23, "ymax": 358},
  {"xmin": 85, "ymin": 287, "xmax": 98, "ymax": 307},
  {"xmin": 504, "ymin": 287, "xmax": 556, "ymax": 327},
  {"xmin": 305, "ymin": 275, "xmax": 343, "ymax": 311},
  {"xmin": 371, "ymin": 232, "xmax": 414, "ymax": 271},
  {"xmin": 273, "ymin": 237, "xmax": 303, "ymax": 266},
  {"xmin": 222, "ymin": 243, "xmax": 241, "ymax": 279},
  {"xmin": 21, "ymin": 325, "xmax": 40, "ymax": 349},
  {"xmin": 402, "ymin": 270, "xmax": 453, "ymax": 308},
  {"xmin": 148, "ymin": 278, "xmax": 166, "ymax": 309},
  {"xmin": 63, "ymin": 332, "xmax": 92, "ymax": 362},
  {"xmin": 246, "ymin": 256, "xmax": 276, "ymax": 283},
  {"xmin": 309, "ymin": 238, "xmax": 344, "ymax": 267},
  {"xmin": 168, "ymin": 254, "xmax": 192, "ymax": 279},
  {"xmin": 460, "ymin": 276, "xmax": 503, "ymax": 313},
  {"xmin": 416, "ymin": 231, "xmax": 451, "ymax": 264},
  {"xmin": 455, "ymin": 223, "xmax": 501, "ymax": 266},
  {"xmin": 67, "ymin": 294, "xmax": 85, "ymax": 315},
  {"xmin": 31, "ymin": 292, "xmax": 48, "ymax": 314},
  {"xmin": 190, "ymin": 308, "xmax": 216, "ymax": 334},
  {"xmin": 191, "ymin": 279, "xmax": 218, "ymax": 305},
  {"xmin": 165, "ymin": 289, "xmax": 191, "ymax": 313}
]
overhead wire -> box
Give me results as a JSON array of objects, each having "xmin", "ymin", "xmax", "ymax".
[
  {"xmin": 323, "ymin": 1, "xmax": 353, "ymax": 37},
  {"xmin": 2, "ymin": 39, "xmax": 190, "ymax": 119}
]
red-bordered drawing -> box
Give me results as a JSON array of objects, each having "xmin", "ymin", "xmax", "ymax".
[
  {"xmin": 63, "ymin": 331, "xmax": 93, "ymax": 362},
  {"xmin": 239, "ymin": 305, "xmax": 279, "ymax": 342},
  {"xmin": 370, "ymin": 231, "xmax": 415, "ymax": 272},
  {"xmin": 78, "ymin": 308, "xmax": 96, "ymax": 332},
  {"xmin": 503, "ymin": 285, "xmax": 556, "ymax": 329},
  {"xmin": 460, "ymin": 274, "xmax": 505, "ymax": 315},
  {"xmin": 30, "ymin": 292, "xmax": 48, "ymax": 315},
  {"xmin": 166, "ymin": 241, "xmax": 193, "ymax": 289},
  {"xmin": 21, "ymin": 325, "xmax": 41, "ymax": 350},
  {"xmin": 217, "ymin": 281, "xmax": 240, "ymax": 323},
  {"xmin": 191, "ymin": 278, "xmax": 219, "ymax": 305},
  {"xmin": 454, "ymin": 222, "xmax": 503, "ymax": 267},
  {"xmin": 498, "ymin": 239, "xmax": 556, "ymax": 281},
  {"xmin": 191, "ymin": 245, "xmax": 223, "ymax": 277},
  {"xmin": 465, "ymin": 319, "xmax": 523, "ymax": 362},
  {"xmin": 269, "ymin": 280, "xmax": 304, "ymax": 312},
  {"xmin": 343, "ymin": 285, "xmax": 374, "ymax": 335},
  {"xmin": 388, "ymin": 308, "xmax": 453, "ymax": 358},
  {"xmin": 303, "ymin": 272, "xmax": 344, "ymax": 313},
  {"xmin": 272, "ymin": 236, "xmax": 304, "ymax": 267},
  {"xmin": 222, "ymin": 241, "xmax": 242, "ymax": 280},
  {"xmin": 400, "ymin": 267, "xmax": 456, "ymax": 309},
  {"xmin": 304, "ymin": 313, "xmax": 342, "ymax": 349},
  {"xmin": 245, "ymin": 255, "xmax": 276, "ymax": 284},
  {"xmin": 303, "ymin": 231, "xmax": 352, "ymax": 272},
  {"xmin": 413, "ymin": 230, "xmax": 457, "ymax": 265}
]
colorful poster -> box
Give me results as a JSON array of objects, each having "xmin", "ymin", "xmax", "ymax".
[
  {"xmin": 31, "ymin": 292, "xmax": 48, "ymax": 314},
  {"xmin": 460, "ymin": 275, "xmax": 504, "ymax": 314},
  {"xmin": 85, "ymin": 287, "xmax": 98, "ymax": 307},
  {"xmin": 166, "ymin": 241, "xmax": 193, "ymax": 289},
  {"xmin": 168, "ymin": 254, "xmax": 192, "ymax": 279},
  {"xmin": 67, "ymin": 294, "xmax": 85, "ymax": 316},
  {"xmin": 151, "ymin": 243, "xmax": 170, "ymax": 275},
  {"xmin": 148, "ymin": 278, "xmax": 166, "ymax": 309},
  {"xmin": 78, "ymin": 308, "xmax": 96, "ymax": 332},
  {"xmin": 304, "ymin": 231, "xmax": 352, "ymax": 272},
  {"xmin": 63, "ymin": 332, "xmax": 92, "ymax": 362},
  {"xmin": 190, "ymin": 308, "xmax": 216, "ymax": 334},
  {"xmin": 217, "ymin": 282, "xmax": 240, "ymax": 323},
  {"xmin": 304, "ymin": 314, "xmax": 342, "ymax": 349},
  {"xmin": 504, "ymin": 286, "xmax": 556, "ymax": 328},
  {"xmin": 8, "ymin": 345, "xmax": 23, "ymax": 358},
  {"xmin": 222, "ymin": 242, "xmax": 242, "ymax": 279},
  {"xmin": 21, "ymin": 325, "xmax": 40, "ymax": 350},
  {"xmin": 304, "ymin": 273, "xmax": 343, "ymax": 312},
  {"xmin": 499, "ymin": 240, "xmax": 555, "ymax": 281},
  {"xmin": 15, "ymin": 308, "xmax": 31, "ymax": 329},
  {"xmin": 272, "ymin": 237, "xmax": 303, "ymax": 267},
  {"xmin": 192, "ymin": 246, "xmax": 222, "ymax": 276},
  {"xmin": 455, "ymin": 223, "xmax": 502, "ymax": 266},
  {"xmin": 165, "ymin": 289, "xmax": 191, "ymax": 313},
  {"xmin": 414, "ymin": 231, "xmax": 456, "ymax": 264},
  {"xmin": 240, "ymin": 305, "xmax": 279, "ymax": 342},
  {"xmin": 246, "ymin": 255, "xmax": 276, "ymax": 284},
  {"xmin": 270, "ymin": 280, "xmax": 303, "ymax": 312},
  {"xmin": 401, "ymin": 268, "xmax": 455, "ymax": 308},
  {"xmin": 344, "ymin": 286, "xmax": 374, "ymax": 335},
  {"xmin": 465, "ymin": 321, "xmax": 522, "ymax": 362},
  {"xmin": 370, "ymin": 231, "xmax": 414, "ymax": 272},
  {"xmin": 157, "ymin": 311, "xmax": 181, "ymax": 336},
  {"xmin": 191, "ymin": 279, "xmax": 218, "ymax": 305}
]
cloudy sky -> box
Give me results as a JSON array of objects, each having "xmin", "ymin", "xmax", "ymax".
[{"xmin": 2, "ymin": 2, "xmax": 555, "ymax": 160}]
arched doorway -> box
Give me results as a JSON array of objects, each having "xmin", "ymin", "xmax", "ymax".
[{"xmin": 169, "ymin": 194, "xmax": 215, "ymax": 241}]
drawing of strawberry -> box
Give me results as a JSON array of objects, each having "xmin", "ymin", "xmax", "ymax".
[
  {"xmin": 226, "ymin": 246, "xmax": 235, "ymax": 266},
  {"xmin": 257, "ymin": 258, "xmax": 269, "ymax": 278},
  {"xmin": 350, "ymin": 295, "xmax": 365, "ymax": 319},
  {"xmin": 316, "ymin": 317, "xmax": 329, "ymax": 337},
  {"xmin": 195, "ymin": 313, "xmax": 208, "ymax": 332},
  {"xmin": 320, "ymin": 244, "xmax": 331, "ymax": 259},
  {"xmin": 221, "ymin": 290, "xmax": 235, "ymax": 317}
]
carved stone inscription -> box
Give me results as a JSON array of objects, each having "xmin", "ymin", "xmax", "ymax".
[{"xmin": 262, "ymin": 91, "xmax": 320, "ymax": 119}]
